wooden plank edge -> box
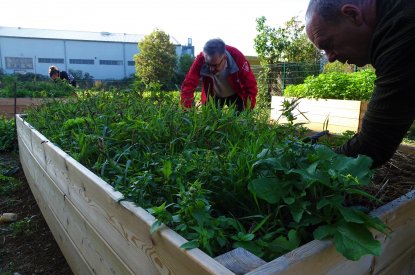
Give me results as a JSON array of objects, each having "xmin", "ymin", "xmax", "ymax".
[
  {"xmin": 214, "ymin": 247, "xmax": 267, "ymax": 274},
  {"xmin": 121, "ymin": 201, "xmax": 235, "ymax": 275},
  {"xmin": 20, "ymin": 149, "xmax": 93, "ymax": 275},
  {"xmin": 19, "ymin": 129, "xmax": 136, "ymax": 274}
]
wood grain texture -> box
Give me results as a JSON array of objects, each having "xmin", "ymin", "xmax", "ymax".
[
  {"xmin": 215, "ymin": 247, "xmax": 267, "ymax": 274},
  {"xmin": 0, "ymin": 98, "xmax": 48, "ymax": 118},
  {"xmin": 270, "ymin": 96, "xmax": 368, "ymax": 133}
]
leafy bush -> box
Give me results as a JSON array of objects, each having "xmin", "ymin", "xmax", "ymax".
[
  {"xmin": 0, "ymin": 75, "xmax": 75, "ymax": 98},
  {"xmin": 284, "ymin": 69, "xmax": 375, "ymax": 100},
  {"xmin": 404, "ymin": 121, "xmax": 415, "ymax": 143},
  {"xmin": 0, "ymin": 116, "xmax": 16, "ymax": 151}
]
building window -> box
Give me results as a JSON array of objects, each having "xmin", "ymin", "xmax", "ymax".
[
  {"xmin": 127, "ymin": 61, "xmax": 135, "ymax": 66},
  {"xmin": 38, "ymin": 58, "xmax": 64, "ymax": 64},
  {"xmin": 100, "ymin": 60, "xmax": 123, "ymax": 65},
  {"xmin": 5, "ymin": 57, "xmax": 33, "ymax": 69},
  {"xmin": 69, "ymin": 59, "xmax": 94, "ymax": 65}
]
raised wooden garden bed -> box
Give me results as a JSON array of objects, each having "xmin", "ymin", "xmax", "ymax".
[
  {"xmin": 0, "ymin": 98, "xmax": 52, "ymax": 118},
  {"xmin": 16, "ymin": 115, "xmax": 415, "ymax": 274},
  {"xmin": 271, "ymin": 96, "xmax": 368, "ymax": 134}
]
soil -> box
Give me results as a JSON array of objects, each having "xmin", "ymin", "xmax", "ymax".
[
  {"xmin": 0, "ymin": 146, "xmax": 414, "ymax": 274},
  {"xmin": 0, "ymin": 151, "xmax": 72, "ymax": 275}
]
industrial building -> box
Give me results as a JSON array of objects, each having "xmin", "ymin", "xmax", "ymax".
[{"xmin": 0, "ymin": 26, "xmax": 194, "ymax": 80}]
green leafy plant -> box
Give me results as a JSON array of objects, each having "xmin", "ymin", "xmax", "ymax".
[
  {"xmin": 249, "ymin": 142, "xmax": 387, "ymax": 260},
  {"xmin": 9, "ymin": 215, "xmax": 40, "ymax": 237},
  {"xmin": 284, "ymin": 70, "xmax": 375, "ymax": 100},
  {"xmin": 0, "ymin": 116, "xmax": 16, "ymax": 151},
  {"xmin": 0, "ymin": 74, "xmax": 75, "ymax": 98}
]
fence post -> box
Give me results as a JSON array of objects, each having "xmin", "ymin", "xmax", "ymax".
[
  {"xmin": 282, "ymin": 61, "xmax": 286, "ymax": 95},
  {"xmin": 14, "ymin": 81, "xmax": 17, "ymax": 133}
]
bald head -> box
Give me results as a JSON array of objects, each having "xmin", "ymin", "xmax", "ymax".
[{"xmin": 306, "ymin": 0, "xmax": 363, "ymax": 23}]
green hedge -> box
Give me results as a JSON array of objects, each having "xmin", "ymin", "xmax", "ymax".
[
  {"xmin": 284, "ymin": 69, "xmax": 375, "ymax": 100},
  {"xmin": 0, "ymin": 75, "xmax": 75, "ymax": 98},
  {"xmin": 0, "ymin": 116, "xmax": 16, "ymax": 151}
]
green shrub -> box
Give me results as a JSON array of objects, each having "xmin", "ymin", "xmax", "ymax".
[
  {"xmin": 0, "ymin": 116, "xmax": 16, "ymax": 151},
  {"xmin": 406, "ymin": 121, "xmax": 415, "ymax": 141},
  {"xmin": 0, "ymin": 75, "xmax": 75, "ymax": 98},
  {"xmin": 284, "ymin": 69, "xmax": 375, "ymax": 101}
]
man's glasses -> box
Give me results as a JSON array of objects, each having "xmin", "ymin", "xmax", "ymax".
[{"xmin": 206, "ymin": 56, "xmax": 226, "ymax": 69}]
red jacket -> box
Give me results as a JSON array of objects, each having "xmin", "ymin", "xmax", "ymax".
[{"xmin": 181, "ymin": 45, "xmax": 258, "ymax": 109}]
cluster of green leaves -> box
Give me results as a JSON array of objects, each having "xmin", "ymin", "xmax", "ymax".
[
  {"xmin": 407, "ymin": 122, "xmax": 415, "ymax": 140},
  {"xmin": 0, "ymin": 75, "xmax": 75, "ymax": 98},
  {"xmin": 8, "ymin": 215, "xmax": 40, "ymax": 237},
  {"xmin": 250, "ymin": 142, "xmax": 386, "ymax": 260},
  {"xmin": 284, "ymin": 69, "xmax": 376, "ymax": 100},
  {"xmin": 0, "ymin": 116, "xmax": 16, "ymax": 151},
  {"xmin": 254, "ymin": 16, "xmax": 321, "ymax": 64},
  {"xmin": 24, "ymin": 91, "xmax": 386, "ymax": 261}
]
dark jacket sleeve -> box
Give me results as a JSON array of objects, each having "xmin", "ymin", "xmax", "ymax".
[
  {"xmin": 335, "ymin": 3, "xmax": 415, "ymax": 168},
  {"xmin": 59, "ymin": 71, "xmax": 70, "ymax": 81}
]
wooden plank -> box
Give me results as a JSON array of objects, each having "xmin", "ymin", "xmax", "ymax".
[
  {"xmin": 0, "ymin": 97, "xmax": 46, "ymax": 106},
  {"xmin": 19, "ymin": 129, "xmax": 136, "ymax": 275},
  {"xmin": 271, "ymin": 97, "xmax": 362, "ymax": 110},
  {"xmin": 0, "ymin": 98, "xmax": 58, "ymax": 118},
  {"xmin": 275, "ymin": 115, "xmax": 360, "ymax": 128},
  {"xmin": 215, "ymin": 247, "xmax": 267, "ymax": 274},
  {"xmin": 271, "ymin": 96, "xmax": 368, "ymax": 133},
  {"xmin": 16, "ymin": 116, "xmax": 33, "ymax": 152},
  {"xmin": 271, "ymin": 97, "xmax": 362, "ymax": 111},
  {"xmin": 370, "ymin": 190, "xmax": 415, "ymax": 274},
  {"xmin": 398, "ymin": 144, "xmax": 415, "ymax": 155},
  {"xmin": 18, "ymin": 133, "xmax": 93, "ymax": 275},
  {"xmin": 17, "ymin": 116, "xmax": 234, "ymax": 275},
  {"xmin": 376, "ymin": 244, "xmax": 415, "ymax": 275},
  {"xmin": 246, "ymin": 240, "xmax": 373, "ymax": 275}
]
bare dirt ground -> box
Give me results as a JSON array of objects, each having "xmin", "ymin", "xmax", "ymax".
[
  {"xmin": 0, "ymin": 146, "xmax": 414, "ymax": 274},
  {"xmin": 0, "ymin": 151, "xmax": 72, "ymax": 275}
]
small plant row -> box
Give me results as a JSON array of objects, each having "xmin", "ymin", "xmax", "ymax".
[
  {"xmin": 0, "ymin": 75, "xmax": 75, "ymax": 98},
  {"xmin": 284, "ymin": 69, "xmax": 375, "ymax": 101},
  {"xmin": 24, "ymin": 90, "xmax": 386, "ymax": 261}
]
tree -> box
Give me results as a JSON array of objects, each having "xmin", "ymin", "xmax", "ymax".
[
  {"xmin": 174, "ymin": 54, "xmax": 195, "ymax": 88},
  {"xmin": 134, "ymin": 29, "xmax": 177, "ymax": 90},
  {"xmin": 254, "ymin": 17, "xmax": 322, "ymax": 106}
]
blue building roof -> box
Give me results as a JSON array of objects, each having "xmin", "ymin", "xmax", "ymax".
[{"xmin": 0, "ymin": 26, "xmax": 180, "ymax": 45}]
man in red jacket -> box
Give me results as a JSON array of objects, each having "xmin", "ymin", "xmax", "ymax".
[{"xmin": 181, "ymin": 38, "xmax": 258, "ymax": 112}]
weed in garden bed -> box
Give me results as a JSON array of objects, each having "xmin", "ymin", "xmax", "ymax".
[
  {"xmin": 0, "ymin": 116, "xmax": 16, "ymax": 152},
  {"xmin": 23, "ymin": 90, "xmax": 387, "ymax": 261}
]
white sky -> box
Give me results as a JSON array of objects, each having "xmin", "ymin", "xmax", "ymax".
[{"xmin": 1, "ymin": 0, "xmax": 310, "ymax": 56}]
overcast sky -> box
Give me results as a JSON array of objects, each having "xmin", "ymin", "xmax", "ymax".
[{"xmin": 1, "ymin": 0, "xmax": 310, "ymax": 56}]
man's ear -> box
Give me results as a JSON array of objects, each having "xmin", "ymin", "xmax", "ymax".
[{"xmin": 340, "ymin": 4, "xmax": 363, "ymax": 26}]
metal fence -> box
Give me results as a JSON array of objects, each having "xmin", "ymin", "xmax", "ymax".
[
  {"xmin": 1, "ymin": 62, "xmax": 322, "ymax": 93},
  {"xmin": 251, "ymin": 62, "xmax": 321, "ymax": 95}
]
